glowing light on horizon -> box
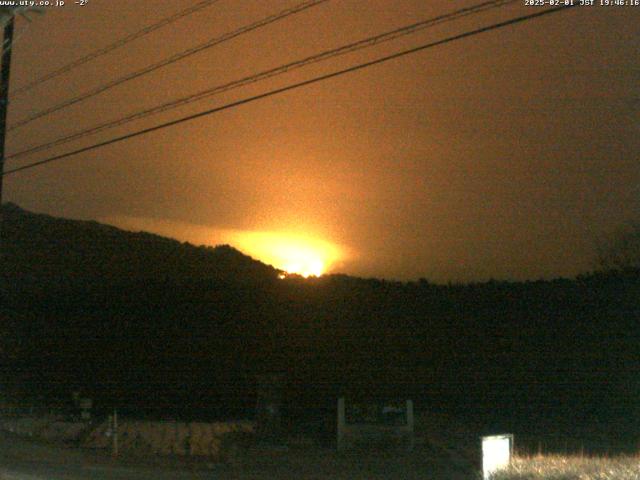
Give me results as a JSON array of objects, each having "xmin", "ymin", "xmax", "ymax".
[{"xmin": 230, "ymin": 231, "xmax": 344, "ymax": 278}]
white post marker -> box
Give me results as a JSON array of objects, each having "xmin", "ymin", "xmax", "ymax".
[{"xmin": 481, "ymin": 434, "xmax": 513, "ymax": 480}]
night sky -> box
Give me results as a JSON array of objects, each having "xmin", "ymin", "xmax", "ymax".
[{"xmin": 3, "ymin": 0, "xmax": 639, "ymax": 281}]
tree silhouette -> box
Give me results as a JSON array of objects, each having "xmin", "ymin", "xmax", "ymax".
[{"xmin": 596, "ymin": 222, "xmax": 640, "ymax": 272}]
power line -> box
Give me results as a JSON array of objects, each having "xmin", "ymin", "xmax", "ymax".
[
  {"xmin": 7, "ymin": 0, "xmax": 516, "ymax": 161},
  {"xmin": 8, "ymin": 0, "xmax": 329, "ymax": 132},
  {"xmin": 9, "ymin": 0, "xmax": 222, "ymax": 98},
  {"xmin": 2, "ymin": 4, "xmax": 577, "ymax": 178}
]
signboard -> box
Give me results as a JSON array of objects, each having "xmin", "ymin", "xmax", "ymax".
[
  {"xmin": 337, "ymin": 398, "xmax": 414, "ymax": 451},
  {"xmin": 345, "ymin": 400, "xmax": 407, "ymax": 426}
]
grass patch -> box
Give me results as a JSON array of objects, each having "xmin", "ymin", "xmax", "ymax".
[{"xmin": 491, "ymin": 454, "xmax": 640, "ymax": 479}]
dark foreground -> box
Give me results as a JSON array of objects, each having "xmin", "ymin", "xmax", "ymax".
[{"xmin": 0, "ymin": 431, "xmax": 477, "ymax": 480}]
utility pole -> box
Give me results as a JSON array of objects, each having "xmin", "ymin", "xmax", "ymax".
[{"xmin": 0, "ymin": 14, "xmax": 14, "ymax": 250}]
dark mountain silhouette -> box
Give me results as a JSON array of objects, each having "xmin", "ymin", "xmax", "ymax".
[
  {"xmin": 1, "ymin": 202, "xmax": 278, "ymax": 283},
  {"xmin": 1, "ymin": 203, "xmax": 639, "ymax": 451}
]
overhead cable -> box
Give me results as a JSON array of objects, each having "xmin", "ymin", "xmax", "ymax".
[
  {"xmin": 2, "ymin": 5, "xmax": 578, "ymax": 178},
  {"xmin": 10, "ymin": 0, "xmax": 222, "ymax": 97},
  {"xmin": 7, "ymin": 0, "xmax": 517, "ymax": 160},
  {"xmin": 8, "ymin": 0, "xmax": 329, "ymax": 131}
]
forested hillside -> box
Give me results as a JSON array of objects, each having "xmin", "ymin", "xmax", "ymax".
[{"xmin": 2, "ymin": 203, "xmax": 639, "ymax": 445}]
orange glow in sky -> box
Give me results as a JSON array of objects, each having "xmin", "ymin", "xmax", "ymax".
[
  {"xmin": 8, "ymin": 2, "xmax": 640, "ymax": 282},
  {"xmin": 230, "ymin": 231, "xmax": 344, "ymax": 278}
]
